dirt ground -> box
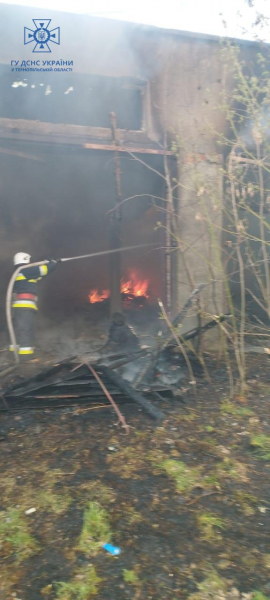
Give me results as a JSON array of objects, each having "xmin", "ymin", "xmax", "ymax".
[{"xmin": 0, "ymin": 355, "xmax": 270, "ymax": 600}]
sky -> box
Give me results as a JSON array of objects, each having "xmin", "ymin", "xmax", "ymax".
[{"xmin": 1, "ymin": 0, "xmax": 270, "ymax": 41}]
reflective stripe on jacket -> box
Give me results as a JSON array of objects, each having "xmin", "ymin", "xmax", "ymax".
[
  {"xmin": 12, "ymin": 300, "xmax": 38, "ymax": 310},
  {"xmin": 13, "ymin": 261, "xmax": 57, "ymax": 296}
]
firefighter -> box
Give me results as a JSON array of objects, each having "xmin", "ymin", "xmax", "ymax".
[{"xmin": 10, "ymin": 253, "xmax": 58, "ymax": 359}]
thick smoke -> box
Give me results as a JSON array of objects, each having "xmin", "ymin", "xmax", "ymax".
[
  {"xmin": 0, "ymin": 143, "xmax": 165, "ymax": 330},
  {"xmin": 0, "ymin": 6, "xmax": 169, "ymax": 354}
]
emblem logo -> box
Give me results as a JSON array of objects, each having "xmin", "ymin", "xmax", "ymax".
[{"xmin": 24, "ymin": 19, "xmax": 60, "ymax": 53}]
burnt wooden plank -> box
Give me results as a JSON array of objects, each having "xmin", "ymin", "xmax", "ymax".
[{"xmin": 98, "ymin": 365, "xmax": 165, "ymax": 421}]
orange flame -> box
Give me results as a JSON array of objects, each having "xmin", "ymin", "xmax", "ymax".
[
  {"xmin": 88, "ymin": 271, "xmax": 149, "ymax": 304},
  {"xmin": 88, "ymin": 289, "xmax": 110, "ymax": 304},
  {"xmin": 121, "ymin": 271, "xmax": 149, "ymax": 298}
]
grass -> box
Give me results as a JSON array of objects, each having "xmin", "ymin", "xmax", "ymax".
[
  {"xmin": 219, "ymin": 458, "xmax": 248, "ymax": 480},
  {"xmin": 241, "ymin": 551, "xmax": 260, "ymax": 569},
  {"xmin": 187, "ymin": 572, "xmax": 269, "ymax": 600},
  {"xmin": 205, "ymin": 458, "xmax": 248, "ymax": 487},
  {"xmin": 197, "ymin": 513, "xmax": 226, "ymax": 541},
  {"xmin": 263, "ymin": 554, "xmax": 270, "ymax": 570},
  {"xmin": 0, "ymin": 508, "xmax": 39, "ymax": 562},
  {"xmin": 77, "ymin": 481, "xmax": 116, "ymax": 507},
  {"xmin": 199, "ymin": 437, "xmax": 218, "ymax": 451},
  {"xmin": 233, "ymin": 491, "xmax": 258, "ymax": 516},
  {"xmin": 180, "ymin": 411, "xmax": 198, "ymax": 422},
  {"xmin": 38, "ymin": 490, "xmax": 71, "ymax": 515},
  {"xmin": 41, "ymin": 468, "xmax": 70, "ymax": 486},
  {"xmin": 123, "ymin": 569, "xmax": 140, "ymax": 585},
  {"xmin": 78, "ymin": 502, "xmax": 112, "ymax": 555},
  {"xmin": 187, "ymin": 571, "xmax": 228, "ymax": 599},
  {"xmin": 159, "ymin": 458, "xmax": 246, "ymax": 495},
  {"xmin": 125, "ymin": 505, "xmax": 144, "ymax": 525},
  {"xmin": 220, "ymin": 401, "xmax": 254, "ymax": 417},
  {"xmin": 236, "ymin": 407, "xmax": 255, "ymax": 416},
  {"xmin": 159, "ymin": 459, "xmax": 202, "ymax": 494},
  {"xmin": 250, "ymin": 435, "xmax": 270, "ymax": 460},
  {"xmin": 0, "ymin": 466, "xmax": 73, "ymax": 517},
  {"xmin": 106, "ymin": 444, "xmax": 148, "ymax": 479},
  {"xmin": 55, "ymin": 566, "xmax": 101, "ymax": 599},
  {"xmin": 0, "ymin": 476, "xmax": 17, "ymax": 503}
]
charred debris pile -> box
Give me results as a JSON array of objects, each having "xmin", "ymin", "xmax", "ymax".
[{"xmin": 0, "ymin": 286, "xmax": 230, "ymax": 422}]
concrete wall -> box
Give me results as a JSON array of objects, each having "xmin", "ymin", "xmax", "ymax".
[{"xmin": 130, "ymin": 33, "xmax": 230, "ymax": 330}]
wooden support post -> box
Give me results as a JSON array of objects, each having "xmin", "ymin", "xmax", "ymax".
[
  {"xmin": 109, "ymin": 112, "xmax": 122, "ymax": 316},
  {"xmin": 164, "ymin": 155, "xmax": 173, "ymax": 318},
  {"xmin": 165, "ymin": 192, "xmax": 172, "ymax": 318}
]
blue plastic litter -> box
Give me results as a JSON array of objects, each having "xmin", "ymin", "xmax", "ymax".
[{"xmin": 103, "ymin": 543, "xmax": 121, "ymax": 555}]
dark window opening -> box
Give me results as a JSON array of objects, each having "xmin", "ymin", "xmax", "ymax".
[
  {"xmin": 0, "ymin": 65, "xmax": 145, "ymax": 129},
  {"xmin": 0, "ymin": 140, "xmax": 166, "ymax": 328}
]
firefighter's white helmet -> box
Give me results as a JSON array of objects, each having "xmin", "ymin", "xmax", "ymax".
[{"xmin": 13, "ymin": 252, "xmax": 31, "ymax": 266}]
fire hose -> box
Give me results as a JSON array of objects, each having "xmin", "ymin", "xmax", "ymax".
[{"xmin": 6, "ymin": 243, "xmax": 156, "ymax": 364}]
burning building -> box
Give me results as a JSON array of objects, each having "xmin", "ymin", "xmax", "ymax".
[{"xmin": 0, "ymin": 4, "xmax": 263, "ymax": 351}]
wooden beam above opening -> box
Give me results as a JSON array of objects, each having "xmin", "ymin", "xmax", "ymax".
[
  {"xmin": 0, "ymin": 117, "xmax": 173, "ymax": 155},
  {"xmin": 83, "ymin": 143, "xmax": 173, "ymax": 155}
]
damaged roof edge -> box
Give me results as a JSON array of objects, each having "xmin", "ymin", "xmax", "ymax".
[
  {"xmin": 0, "ymin": 2, "xmax": 267, "ymax": 49},
  {"xmin": 135, "ymin": 24, "xmax": 268, "ymax": 47}
]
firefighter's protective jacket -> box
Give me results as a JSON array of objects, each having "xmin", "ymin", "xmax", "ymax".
[
  {"xmin": 13, "ymin": 261, "xmax": 57, "ymax": 300},
  {"xmin": 10, "ymin": 261, "xmax": 57, "ymax": 354}
]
